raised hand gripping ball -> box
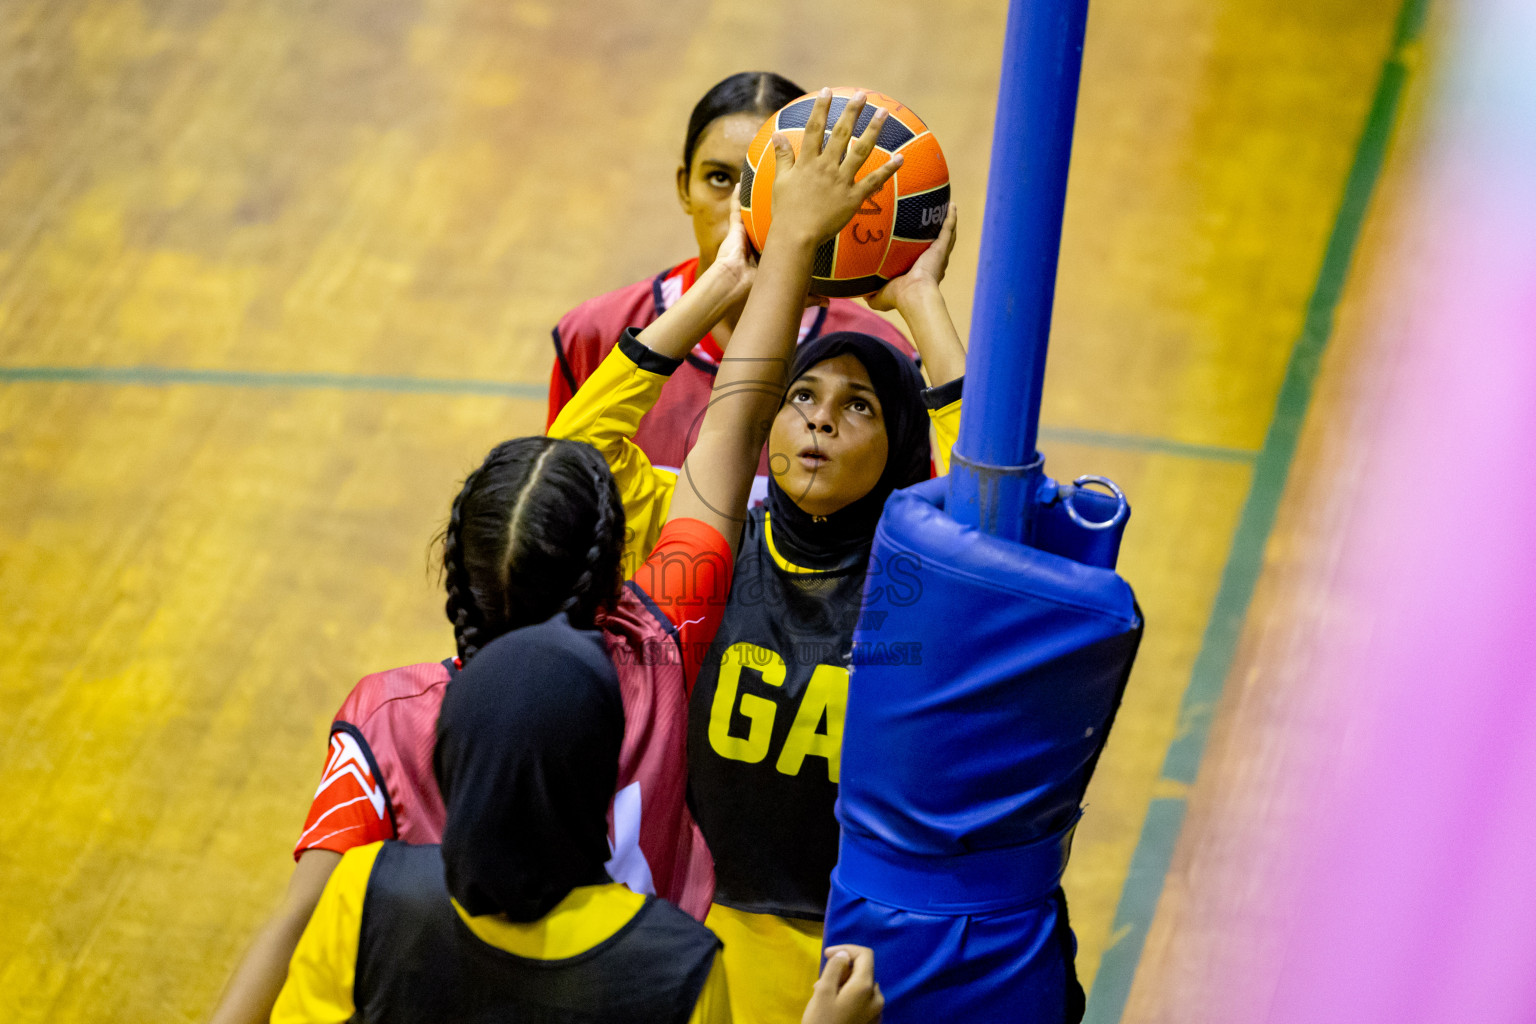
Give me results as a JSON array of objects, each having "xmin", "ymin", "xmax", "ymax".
[{"xmin": 740, "ymin": 87, "xmax": 949, "ymax": 297}]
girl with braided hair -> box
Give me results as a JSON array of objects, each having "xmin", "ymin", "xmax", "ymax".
[
  {"xmin": 208, "ymin": 88, "xmax": 898, "ymax": 1024},
  {"xmin": 212, "ymin": 435, "xmax": 720, "ymax": 1024}
]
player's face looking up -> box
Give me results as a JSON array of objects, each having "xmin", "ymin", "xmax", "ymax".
[
  {"xmin": 768, "ymin": 353, "xmax": 890, "ymax": 518},
  {"xmin": 677, "ymin": 112, "xmax": 762, "ymax": 275}
]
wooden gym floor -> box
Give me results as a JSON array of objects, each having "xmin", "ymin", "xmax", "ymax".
[{"xmin": 0, "ymin": 0, "xmax": 1427, "ymax": 1020}]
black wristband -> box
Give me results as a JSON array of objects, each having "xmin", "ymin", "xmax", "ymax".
[
  {"xmin": 921, "ymin": 375, "xmax": 964, "ymax": 410},
  {"xmin": 618, "ymin": 327, "xmax": 685, "ymax": 376}
]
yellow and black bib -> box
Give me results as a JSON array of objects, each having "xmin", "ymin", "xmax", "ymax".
[
  {"xmin": 355, "ymin": 842, "xmax": 719, "ymax": 1024},
  {"xmin": 687, "ymin": 506, "xmax": 871, "ymax": 920}
]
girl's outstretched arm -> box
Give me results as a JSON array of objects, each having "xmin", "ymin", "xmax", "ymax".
[
  {"xmin": 547, "ymin": 194, "xmax": 758, "ymax": 575},
  {"xmin": 866, "ymin": 201, "xmax": 965, "ymax": 386},
  {"xmin": 668, "ymin": 89, "xmax": 902, "ymax": 555},
  {"xmin": 633, "ymin": 201, "xmax": 756, "ymax": 360},
  {"xmin": 867, "ymin": 202, "xmax": 966, "ymax": 471}
]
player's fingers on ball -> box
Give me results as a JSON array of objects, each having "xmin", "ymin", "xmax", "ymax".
[
  {"xmin": 829, "ymin": 92, "xmax": 869, "ymax": 162},
  {"xmin": 803, "ymin": 88, "xmax": 833, "ymax": 158},
  {"xmin": 855, "ymin": 152, "xmax": 902, "ymax": 198},
  {"xmin": 847, "ymin": 107, "xmax": 888, "ymax": 171},
  {"xmin": 826, "ymin": 90, "xmax": 866, "ymax": 159},
  {"xmin": 771, "ymin": 131, "xmax": 795, "ymax": 168},
  {"xmin": 935, "ymin": 203, "xmax": 959, "ymax": 253}
]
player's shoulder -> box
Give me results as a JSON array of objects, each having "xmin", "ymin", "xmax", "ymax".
[
  {"xmin": 604, "ymin": 584, "xmax": 670, "ymax": 643},
  {"xmin": 335, "ymin": 660, "xmax": 454, "ymax": 728},
  {"xmin": 555, "ymin": 269, "xmax": 670, "ymax": 348},
  {"xmin": 821, "ymin": 300, "xmax": 915, "ymax": 355}
]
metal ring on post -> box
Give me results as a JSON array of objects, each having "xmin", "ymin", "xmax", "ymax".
[{"xmin": 1064, "ymin": 475, "xmax": 1129, "ymax": 531}]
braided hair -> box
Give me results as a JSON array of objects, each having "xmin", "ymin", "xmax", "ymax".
[{"xmin": 440, "ymin": 437, "xmax": 626, "ymax": 664}]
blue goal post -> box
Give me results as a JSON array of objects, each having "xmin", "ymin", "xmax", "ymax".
[{"xmin": 948, "ymin": 0, "xmax": 1092, "ymax": 542}]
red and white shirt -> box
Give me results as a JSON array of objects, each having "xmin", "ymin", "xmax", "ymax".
[
  {"xmin": 294, "ymin": 517, "xmax": 734, "ymax": 920},
  {"xmin": 295, "ymin": 660, "xmax": 452, "ymax": 856}
]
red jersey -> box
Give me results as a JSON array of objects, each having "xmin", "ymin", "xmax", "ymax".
[
  {"xmin": 295, "ymin": 518, "xmax": 733, "ymax": 919},
  {"xmin": 548, "ymin": 258, "xmax": 916, "ymax": 471},
  {"xmin": 295, "ymin": 660, "xmax": 453, "ymax": 856}
]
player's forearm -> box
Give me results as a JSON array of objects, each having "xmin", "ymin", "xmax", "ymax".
[
  {"xmin": 206, "ymin": 909, "xmax": 313, "ymax": 1024},
  {"xmin": 695, "ymin": 229, "xmax": 815, "ymax": 435},
  {"xmin": 671, "ymin": 233, "xmax": 816, "ymax": 548},
  {"xmin": 896, "ymin": 282, "xmax": 966, "ymax": 386},
  {"xmin": 636, "ymin": 264, "xmax": 747, "ymax": 361},
  {"xmin": 208, "ymin": 849, "xmax": 341, "ymax": 1024},
  {"xmin": 704, "ymin": 232, "xmax": 815, "ymax": 448}
]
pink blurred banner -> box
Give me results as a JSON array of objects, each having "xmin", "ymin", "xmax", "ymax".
[{"xmin": 1262, "ymin": 0, "xmax": 1536, "ymax": 1020}]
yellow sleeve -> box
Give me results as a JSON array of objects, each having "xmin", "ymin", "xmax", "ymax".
[
  {"xmin": 928, "ymin": 395, "xmax": 962, "ymax": 476},
  {"xmin": 269, "ymin": 841, "xmax": 383, "ymax": 1024},
  {"xmin": 687, "ymin": 953, "xmax": 733, "ymax": 1024},
  {"xmin": 548, "ymin": 338, "xmax": 678, "ymax": 579}
]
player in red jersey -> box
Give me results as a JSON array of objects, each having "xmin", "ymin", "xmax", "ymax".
[
  {"xmin": 210, "ymin": 452, "xmax": 732, "ymax": 1024},
  {"xmin": 208, "ymin": 126, "xmax": 833, "ymax": 1020},
  {"xmin": 547, "ymin": 71, "xmax": 915, "ymax": 477}
]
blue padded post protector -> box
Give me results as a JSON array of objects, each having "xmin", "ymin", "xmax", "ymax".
[{"xmin": 826, "ymin": 478, "xmax": 1142, "ymax": 1023}]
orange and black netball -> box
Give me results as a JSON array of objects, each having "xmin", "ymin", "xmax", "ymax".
[{"xmin": 740, "ymin": 87, "xmax": 950, "ymax": 297}]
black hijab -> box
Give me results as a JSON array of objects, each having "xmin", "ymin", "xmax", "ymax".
[
  {"xmin": 433, "ymin": 615, "xmax": 622, "ymax": 922},
  {"xmin": 765, "ymin": 331, "xmax": 931, "ymax": 569}
]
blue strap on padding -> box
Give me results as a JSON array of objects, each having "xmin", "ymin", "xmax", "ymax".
[{"xmin": 834, "ymin": 817, "xmax": 1079, "ymax": 915}]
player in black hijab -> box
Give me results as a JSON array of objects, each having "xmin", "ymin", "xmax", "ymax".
[
  {"xmin": 433, "ymin": 617, "xmax": 624, "ymax": 921},
  {"xmin": 690, "ymin": 258, "xmax": 967, "ymax": 1024},
  {"xmin": 760, "ymin": 330, "xmax": 934, "ymax": 570},
  {"xmin": 688, "ymin": 325, "xmax": 958, "ymax": 936},
  {"xmin": 270, "ymin": 569, "xmax": 886, "ymax": 1024}
]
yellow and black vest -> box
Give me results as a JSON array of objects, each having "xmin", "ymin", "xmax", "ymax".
[
  {"xmin": 687, "ymin": 506, "xmax": 872, "ymax": 920},
  {"xmin": 354, "ymin": 842, "xmax": 720, "ymax": 1024}
]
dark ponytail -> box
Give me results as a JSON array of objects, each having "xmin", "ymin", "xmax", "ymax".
[
  {"xmin": 440, "ymin": 438, "xmax": 626, "ymax": 663},
  {"xmin": 682, "ymin": 71, "xmax": 804, "ymax": 172}
]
